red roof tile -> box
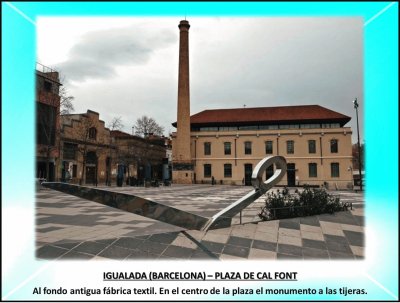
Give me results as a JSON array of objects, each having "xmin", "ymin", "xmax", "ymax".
[{"xmin": 173, "ymin": 105, "xmax": 351, "ymax": 127}]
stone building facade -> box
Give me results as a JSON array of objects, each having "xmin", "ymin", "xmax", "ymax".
[
  {"xmin": 172, "ymin": 105, "xmax": 353, "ymax": 190},
  {"xmin": 60, "ymin": 110, "xmax": 113, "ymax": 185},
  {"xmin": 59, "ymin": 112, "xmax": 167, "ymax": 186},
  {"xmin": 110, "ymin": 130, "xmax": 167, "ymax": 184}
]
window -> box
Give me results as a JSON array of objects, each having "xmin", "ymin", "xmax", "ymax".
[
  {"xmin": 224, "ymin": 164, "xmax": 232, "ymax": 178},
  {"xmin": 244, "ymin": 141, "xmax": 252, "ymax": 155},
  {"xmin": 331, "ymin": 163, "xmax": 340, "ymax": 177},
  {"xmin": 224, "ymin": 142, "xmax": 231, "ymax": 155},
  {"xmin": 37, "ymin": 102, "xmax": 56, "ymax": 145},
  {"xmin": 204, "ymin": 164, "xmax": 212, "ymax": 178},
  {"xmin": 204, "ymin": 142, "xmax": 211, "ymax": 155},
  {"xmin": 308, "ymin": 163, "xmax": 317, "ymax": 177},
  {"xmin": 88, "ymin": 127, "xmax": 97, "ymax": 140},
  {"xmin": 259, "ymin": 125, "xmax": 278, "ymax": 130},
  {"xmin": 72, "ymin": 164, "xmax": 77, "ymax": 178},
  {"xmin": 44, "ymin": 81, "xmax": 52, "ymax": 92},
  {"xmin": 322, "ymin": 123, "xmax": 340, "ymax": 128},
  {"xmin": 287, "ymin": 140, "xmax": 294, "ymax": 154},
  {"xmin": 63, "ymin": 143, "xmax": 77, "ymax": 160},
  {"xmin": 279, "ymin": 124, "xmax": 299, "ymax": 129},
  {"xmin": 265, "ymin": 165, "xmax": 274, "ymax": 180},
  {"xmin": 308, "ymin": 140, "xmax": 316, "ymax": 154},
  {"xmin": 330, "ymin": 139, "xmax": 338, "ymax": 153},
  {"xmin": 238, "ymin": 125, "xmax": 258, "ymax": 130},
  {"xmin": 199, "ymin": 127, "xmax": 218, "ymax": 132},
  {"xmin": 265, "ymin": 141, "xmax": 273, "ymax": 154},
  {"xmin": 219, "ymin": 126, "xmax": 238, "ymax": 131},
  {"xmin": 300, "ymin": 123, "xmax": 321, "ymax": 129}
]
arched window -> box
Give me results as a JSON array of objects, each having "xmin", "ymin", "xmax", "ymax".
[{"xmin": 89, "ymin": 127, "xmax": 97, "ymax": 140}]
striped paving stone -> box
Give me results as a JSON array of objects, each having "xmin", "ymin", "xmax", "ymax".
[{"xmin": 36, "ymin": 186, "xmax": 364, "ymax": 260}]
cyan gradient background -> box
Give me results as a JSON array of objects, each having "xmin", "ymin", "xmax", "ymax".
[{"xmin": 2, "ymin": 1, "xmax": 398, "ymax": 301}]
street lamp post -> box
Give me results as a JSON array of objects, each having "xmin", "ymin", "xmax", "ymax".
[{"xmin": 353, "ymin": 98, "xmax": 363, "ymax": 191}]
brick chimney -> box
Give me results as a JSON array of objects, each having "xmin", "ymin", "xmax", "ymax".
[{"xmin": 172, "ymin": 20, "xmax": 193, "ymax": 184}]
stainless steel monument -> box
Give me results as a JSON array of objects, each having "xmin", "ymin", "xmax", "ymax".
[{"xmin": 42, "ymin": 156, "xmax": 287, "ymax": 230}]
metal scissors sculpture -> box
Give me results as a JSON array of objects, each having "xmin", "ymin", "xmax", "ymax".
[
  {"xmin": 202, "ymin": 156, "xmax": 287, "ymax": 230},
  {"xmin": 42, "ymin": 156, "xmax": 286, "ymax": 231}
]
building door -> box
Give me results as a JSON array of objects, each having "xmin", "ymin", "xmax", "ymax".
[
  {"xmin": 86, "ymin": 166, "xmax": 96, "ymax": 184},
  {"xmin": 244, "ymin": 164, "xmax": 253, "ymax": 186},
  {"xmin": 287, "ymin": 163, "xmax": 296, "ymax": 187},
  {"xmin": 36, "ymin": 161, "xmax": 55, "ymax": 181},
  {"xmin": 137, "ymin": 164, "xmax": 145, "ymax": 185},
  {"xmin": 85, "ymin": 151, "xmax": 97, "ymax": 184}
]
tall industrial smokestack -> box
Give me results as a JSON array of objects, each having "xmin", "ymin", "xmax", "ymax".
[{"xmin": 172, "ymin": 20, "xmax": 193, "ymax": 184}]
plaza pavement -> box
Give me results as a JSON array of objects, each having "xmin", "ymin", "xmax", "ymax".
[{"xmin": 36, "ymin": 184, "xmax": 364, "ymax": 261}]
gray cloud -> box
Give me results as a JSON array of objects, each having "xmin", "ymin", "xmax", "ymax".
[
  {"xmin": 56, "ymin": 25, "xmax": 176, "ymax": 82},
  {"xmin": 190, "ymin": 18, "xmax": 363, "ymax": 141},
  {"xmin": 46, "ymin": 18, "xmax": 363, "ymax": 143}
]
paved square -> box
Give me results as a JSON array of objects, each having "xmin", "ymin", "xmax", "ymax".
[{"xmin": 36, "ymin": 185, "xmax": 364, "ymax": 260}]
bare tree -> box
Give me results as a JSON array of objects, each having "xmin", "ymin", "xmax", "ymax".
[
  {"xmin": 134, "ymin": 115, "xmax": 164, "ymax": 137},
  {"xmin": 59, "ymin": 86, "xmax": 75, "ymax": 115},
  {"xmin": 106, "ymin": 117, "xmax": 124, "ymax": 185},
  {"xmin": 108, "ymin": 116, "xmax": 124, "ymax": 131}
]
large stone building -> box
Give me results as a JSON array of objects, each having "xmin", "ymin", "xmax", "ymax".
[
  {"xmin": 110, "ymin": 130, "xmax": 167, "ymax": 184},
  {"xmin": 59, "ymin": 111, "xmax": 167, "ymax": 186},
  {"xmin": 36, "ymin": 63, "xmax": 62, "ymax": 181},
  {"xmin": 172, "ymin": 105, "xmax": 354, "ymax": 190},
  {"xmin": 35, "ymin": 63, "xmax": 168, "ymax": 186},
  {"xmin": 60, "ymin": 110, "xmax": 113, "ymax": 185}
]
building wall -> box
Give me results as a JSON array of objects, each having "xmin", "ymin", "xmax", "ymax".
[
  {"xmin": 60, "ymin": 110, "xmax": 112, "ymax": 185},
  {"xmin": 112, "ymin": 133, "xmax": 166, "ymax": 182},
  {"xmin": 36, "ymin": 70, "xmax": 62, "ymax": 181},
  {"xmin": 179, "ymin": 127, "xmax": 353, "ymax": 189},
  {"xmin": 60, "ymin": 117, "xmax": 168, "ymax": 185}
]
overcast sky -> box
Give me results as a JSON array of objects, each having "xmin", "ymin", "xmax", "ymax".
[{"xmin": 37, "ymin": 17, "xmax": 363, "ymax": 143}]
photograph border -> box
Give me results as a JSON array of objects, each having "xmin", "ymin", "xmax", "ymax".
[{"xmin": 2, "ymin": 2, "xmax": 398, "ymax": 301}]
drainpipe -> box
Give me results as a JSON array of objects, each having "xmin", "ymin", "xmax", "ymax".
[
  {"xmin": 276, "ymin": 136, "xmax": 279, "ymax": 155},
  {"xmin": 234, "ymin": 138, "xmax": 237, "ymax": 166},
  {"xmin": 194, "ymin": 139, "xmax": 197, "ymax": 167},
  {"xmin": 319, "ymin": 136, "xmax": 323, "ymax": 165}
]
